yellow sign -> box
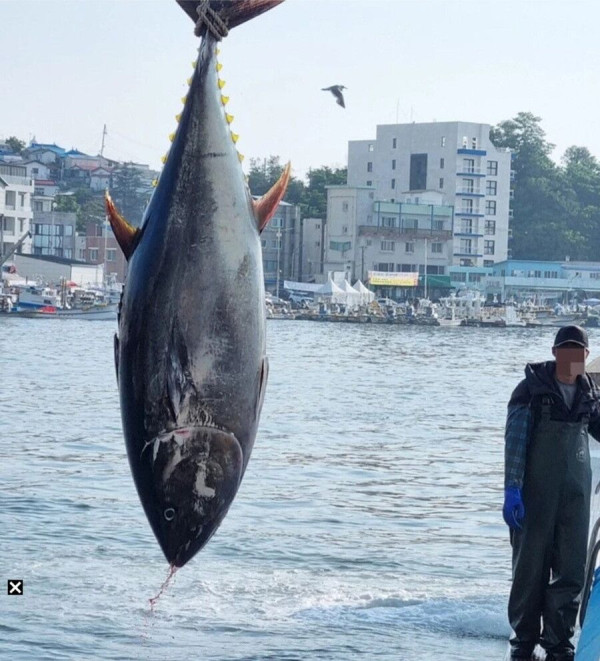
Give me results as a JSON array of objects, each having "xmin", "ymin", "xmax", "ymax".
[{"xmin": 368, "ymin": 271, "xmax": 419, "ymax": 286}]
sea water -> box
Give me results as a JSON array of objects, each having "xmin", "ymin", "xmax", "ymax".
[{"xmin": 2, "ymin": 318, "xmax": 598, "ymax": 660}]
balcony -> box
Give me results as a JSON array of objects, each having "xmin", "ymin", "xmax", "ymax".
[
  {"xmin": 358, "ymin": 225, "xmax": 452, "ymax": 241},
  {"xmin": 457, "ymin": 148, "xmax": 487, "ymax": 156},
  {"xmin": 455, "ymin": 232, "xmax": 483, "ymax": 238},
  {"xmin": 456, "ymin": 167, "xmax": 485, "ymax": 177},
  {"xmin": 456, "ymin": 188, "xmax": 484, "ymax": 197},
  {"xmin": 456, "ymin": 209, "xmax": 484, "ymax": 217}
]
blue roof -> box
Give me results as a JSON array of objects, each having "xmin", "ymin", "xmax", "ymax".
[
  {"xmin": 65, "ymin": 149, "xmax": 89, "ymax": 157},
  {"xmin": 28, "ymin": 143, "xmax": 66, "ymax": 156}
]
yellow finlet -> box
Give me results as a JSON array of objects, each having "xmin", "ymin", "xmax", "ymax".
[
  {"xmin": 168, "ymin": 133, "xmax": 175, "ymax": 142},
  {"xmin": 161, "ymin": 154, "xmax": 168, "ymax": 164},
  {"xmin": 175, "ymin": 113, "xmax": 182, "ymax": 122},
  {"xmin": 225, "ymin": 113, "xmax": 234, "ymax": 124},
  {"xmin": 151, "ymin": 179, "xmax": 158, "ymax": 187},
  {"xmin": 187, "ymin": 77, "xmax": 192, "ymax": 85},
  {"xmin": 181, "ymin": 96, "xmax": 187, "ymax": 104},
  {"xmin": 215, "ymin": 48, "xmax": 220, "ymax": 55},
  {"xmin": 191, "ymin": 60, "xmax": 197, "ymax": 68},
  {"xmin": 221, "ymin": 95, "xmax": 229, "ymax": 105},
  {"xmin": 231, "ymin": 132, "xmax": 239, "ymax": 143},
  {"xmin": 218, "ymin": 79, "xmax": 226, "ymax": 89},
  {"xmin": 238, "ymin": 152, "xmax": 244, "ymax": 162},
  {"xmin": 216, "ymin": 62, "xmax": 223, "ymax": 72}
]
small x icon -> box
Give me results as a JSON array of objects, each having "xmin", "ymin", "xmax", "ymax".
[{"xmin": 8, "ymin": 580, "xmax": 23, "ymax": 595}]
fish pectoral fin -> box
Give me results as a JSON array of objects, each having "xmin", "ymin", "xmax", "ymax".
[
  {"xmin": 256, "ymin": 356, "xmax": 269, "ymax": 421},
  {"xmin": 105, "ymin": 191, "xmax": 139, "ymax": 260},
  {"xmin": 252, "ymin": 162, "xmax": 291, "ymax": 233},
  {"xmin": 113, "ymin": 333, "xmax": 119, "ymax": 382}
]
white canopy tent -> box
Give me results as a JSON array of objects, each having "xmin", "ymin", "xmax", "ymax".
[
  {"xmin": 338, "ymin": 279, "xmax": 362, "ymax": 307},
  {"xmin": 316, "ymin": 278, "xmax": 347, "ymax": 304},
  {"xmin": 353, "ymin": 280, "xmax": 376, "ymax": 305}
]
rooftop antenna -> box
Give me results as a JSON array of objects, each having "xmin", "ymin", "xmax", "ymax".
[{"xmin": 100, "ymin": 124, "xmax": 107, "ymax": 157}]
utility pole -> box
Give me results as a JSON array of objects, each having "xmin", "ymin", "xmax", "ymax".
[
  {"xmin": 100, "ymin": 124, "xmax": 107, "ymax": 157},
  {"xmin": 424, "ymin": 237, "xmax": 428, "ymax": 300},
  {"xmin": 0, "ymin": 214, "xmax": 4, "ymax": 261}
]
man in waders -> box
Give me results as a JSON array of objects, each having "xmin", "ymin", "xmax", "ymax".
[{"xmin": 504, "ymin": 325, "xmax": 600, "ymax": 660}]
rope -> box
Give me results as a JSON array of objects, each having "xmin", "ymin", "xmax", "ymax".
[{"xmin": 194, "ymin": 1, "xmax": 229, "ymax": 40}]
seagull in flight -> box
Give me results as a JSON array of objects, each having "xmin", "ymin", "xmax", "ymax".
[{"xmin": 322, "ymin": 85, "xmax": 346, "ymax": 108}]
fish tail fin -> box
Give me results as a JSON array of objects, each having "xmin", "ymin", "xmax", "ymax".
[
  {"xmin": 104, "ymin": 191, "xmax": 140, "ymax": 260},
  {"xmin": 253, "ymin": 162, "xmax": 291, "ymax": 233},
  {"xmin": 176, "ymin": 1, "xmax": 285, "ymax": 37}
]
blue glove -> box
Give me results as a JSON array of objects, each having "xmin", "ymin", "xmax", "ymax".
[{"xmin": 503, "ymin": 486, "xmax": 525, "ymax": 531}]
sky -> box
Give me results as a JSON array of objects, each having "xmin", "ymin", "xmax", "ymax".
[{"xmin": 2, "ymin": 0, "xmax": 600, "ymax": 181}]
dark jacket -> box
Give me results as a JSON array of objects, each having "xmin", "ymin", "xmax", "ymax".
[{"xmin": 508, "ymin": 360, "xmax": 600, "ymax": 440}]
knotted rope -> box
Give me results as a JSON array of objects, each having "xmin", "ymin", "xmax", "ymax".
[{"xmin": 194, "ymin": 1, "xmax": 229, "ymax": 40}]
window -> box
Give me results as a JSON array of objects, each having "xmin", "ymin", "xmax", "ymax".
[
  {"xmin": 366, "ymin": 180, "xmax": 372, "ymax": 186},
  {"xmin": 19, "ymin": 219, "xmax": 25, "ymax": 232},
  {"xmin": 486, "ymin": 180, "xmax": 497, "ymax": 195},
  {"xmin": 2, "ymin": 216, "xmax": 15, "ymax": 232},
  {"xmin": 484, "ymin": 220, "xmax": 496, "ymax": 234},
  {"xmin": 484, "ymin": 240, "xmax": 495, "ymax": 255},
  {"xmin": 392, "ymin": 159, "xmax": 396, "ymax": 170},
  {"xmin": 5, "ymin": 190, "xmax": 16, "ymax": 208},
  {"xmin": 381, "ymin": 216, "xmax": 395, "ymax": 228},
  {"xmin": 452, "ymin": 272, "xmax": 467, "ymax": 282},
  {"xmin": 463, "ymin": 158, "xmax": 475, "ymax": 173},
  {"xmin": 64, "ymin": 249, "xmax": 72, "ymax": 258},
  {"xmin": 315, "ymin": 241, "xmax": 320, "ymax": 247},
  {"xmin": 462, "ymin": 136, "xmax": 468, "ymax": 147},
  {"xmin": 487, "ymin": 160, "xmax": 498, "ymax": 176},
  {"xmin": 271, "ymin": 239, "xmax": 280, "ymax": 249},
  {"xmin": 376, "ymin": 262, "xmax": 395, "ymax": 271},
  {"xmin": 342, "ymin": 202, "xmax": 349, "ymax": 212},
  {"xmin": 462, "ymin": 198, "xmax": 474, "ymax": 213},
  {"xmin": 316, "ymin": 224, "xmax": 320, "ymax": 230},
  {"xmin": 440, "ymin": 157, "xmax": 445, "ymax": 169},
  {"xmin": 34, "ymin": 201, "xmax": 43, "ymax": 211},
  {"xmin": 461, "ymin": 219, "xmax": 473, "ymax": 233},
  {"xmin": 441, "ymin": 136, "xmax": 446, "ymax": 147},
  {"xmin": 65, "ymin": 225, "xmax": 73, "ymax": 236},
  {"xmin": 381, "ymin": 240, "xmax": 395, "ymax": 252},
  {"xmin": 107, "ymin": 249, "xmax": 117, "ymax": 261},
  {"xmin": 460, "ymin": 238, "xmax": 472, "ymax": 254},
  {"xmin": 392, "ymin": 138, "xmax": 397, "ymax": 148},
  {"xmin": 405, "ymin": 242, "xmax": 414, "ymax": 253},
  {"xmin": 471, "ymin": 137, "xmax": 477, "ymax": 149},
  {"xmin": 89, "ymin": 248, "xmax": 99, "ymax": 261},
  {"xmin": 484, "ymin": 260, "xmax": 494, "ymax": 267},
  {"xmin": 368, "ymin": 144, "xmax": 374, "ymax": 152},
  {"xmin": 409, "ymin": 153, "xmax": 427, "ymax": 190},
  {"xmin": 391, "ymin": 178, "xmax": 395, "ymax": 189},
  {"xmin": 367, "ymin": 162, "xmax": 373, "ymax": 172},
  {"xmin": 433, "ymin": 220, "xmax": 445, "ymax": 231},
  {"xmin": 485, "ymin": 200, "xmax": 497, "ymax": 215},
  {"xmin": 464, "ymin": 178, "xmax": 474, "ymax": 193},
  {"xmin": 439, "ymin": 178, "xmax": 444, "ymax": 189},
  {"xmin": 261, "ymin": 239, "xmax": 266, "ymax": 247},
  {"xmin": 431, "ymin": 243, "xmax": 443, "ymax": 254},
  {"xmin": 404, "ymin": 218, "xmax": 418, "ymax": 229},
  {"xmin": 19, "ymin": 192, "xmax": 26, "ymax": 207},
  {"xmin": 32, "ymin": 167, "xmax": 39, "ymax": 175},
  {"xmin": 271, "ymin": 217, "xmax": 282, "ymax": 228}
]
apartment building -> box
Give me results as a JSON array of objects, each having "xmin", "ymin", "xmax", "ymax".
[
  {"xmin": 0, "ymin": 162, "xmax": 34, "ymax": 257},
  {"xmin": 347, "ymin": 121, "xmax": 513, "ymax": 269}
]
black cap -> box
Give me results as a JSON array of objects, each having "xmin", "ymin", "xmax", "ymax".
[{"xmin": 553, "ymin": 325, "xmax": 589, "ymax": 348}]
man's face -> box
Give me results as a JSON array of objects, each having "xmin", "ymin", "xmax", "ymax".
[{"xmin": 552, "ymin": 342, "xmax": 589, "ymax": 377}]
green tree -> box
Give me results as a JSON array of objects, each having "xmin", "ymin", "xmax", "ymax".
[
  {"xmin": 5, "ymin": 136, "xmax": 25, "ymax": 154},
  {"xmin": 303, "ymin": 166, "xmax": 347, "ymax": 218},
  {"xmin": 490, "ymin": 112, "xmax": 577, "ymax": 260},
  {"xmin": 109, "ymin": 164, "xmax": 147, "ymax": 226}
]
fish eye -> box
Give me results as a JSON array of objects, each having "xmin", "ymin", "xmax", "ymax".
[{"xmin": 164, "ymin": 507, "xmax": 176, "ymax": 521}]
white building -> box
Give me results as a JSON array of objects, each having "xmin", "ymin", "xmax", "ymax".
[
  {"xmin": 13, "ymin": 253, "xmax": 104, "ymax": 286},
  {"xmin": 299, "ymin": 217, "xmax": 324, "ymax": 282},
  {"xmin": 347, "ymin": 121, "xmax": 513, "ymax": 269},
  {"xmin": 323, "ymin": 186, "xmax": 454, "ymax": 297},
  {"xmin": 0, "ymin": 162, "xmax": 34, "ymax": 257}
]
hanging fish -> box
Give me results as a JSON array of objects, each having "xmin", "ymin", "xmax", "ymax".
[{"xmin": 106, "ymin": 0, "xmax": 289, "ymax": 568}]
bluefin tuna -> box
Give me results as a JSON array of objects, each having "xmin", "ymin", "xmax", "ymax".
[{"xmin": 106, "ymin": 0, "xmax": 288, "ymax": 568}]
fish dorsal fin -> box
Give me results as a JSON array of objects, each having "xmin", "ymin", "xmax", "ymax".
[
  {"xmin": 252, "ymin": 162, "xmax": 291, "ymax": 233},
  {"xmin": 104, "ymin": 191, "xmax": 139, "ymax": 260}
]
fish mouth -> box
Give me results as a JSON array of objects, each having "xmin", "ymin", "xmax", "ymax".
[{"xmin": 146, "ymin": 425, "xmax": 243, "ymax": 567}]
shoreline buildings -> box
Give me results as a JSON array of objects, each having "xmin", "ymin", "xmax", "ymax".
[{"xmin": 324, "ymin": 121, "xmax": 513, "ymax": 298}]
